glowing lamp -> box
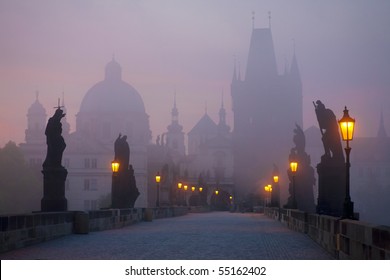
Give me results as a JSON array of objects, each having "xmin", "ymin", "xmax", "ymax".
[
  {"xmin": 199, "ymin": 187, "xmax": 203, "ymax": 192},
  {"xmin": 273, "ymin": 175, "xmax": 279, "ymax": 183},
  {"xmin": 184, "ymin": 185, "xmax": 188, "ymax": 191},
  {"xmin": 290, "ymin": 161, "xmax": 298, "ymax": 173},
  {"xmin": 111, "ymin": 160, "xmax": 120, "ymax": 173},
  {"xmin": 215, "ymin": 190, "xmax": 219, "ymax": 195},
  {"xmin": 177, "ymin": 182, "xmax": 182, "ymax": 189},
  {"xmin": 338, "ymin": 106, "xmax": 355, "ymax": 142},
  {"xmin": 191, "ymin": 186, "xmax": 196, "ymax": 192},
  {"xmin": 155, "ymin": 172, "xmax": 161, "ymax": 183}
]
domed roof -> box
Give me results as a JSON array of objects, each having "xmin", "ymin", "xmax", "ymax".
[
  {"xmin": 28, "ymin": 92, "xmax": 46, "ymax": 115},
  {"xmin": 79, "ymin": 59, "xmax": 145, "ymax": 113}
]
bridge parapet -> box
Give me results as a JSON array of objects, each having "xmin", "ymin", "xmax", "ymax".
[
  {"xmin": 0, "ymin": 207, "xmax": 188, "ymax": 254},
  {"xmin": 265, "ymin": 207, "xmax": 390, "ymax": 259}
]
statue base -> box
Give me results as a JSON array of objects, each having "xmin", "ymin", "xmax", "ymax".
[
  {"xmin": 111, "ymin": 166, "xmax": 139, "ymax": 208},
  {"xmin": 41, "ymin": 167, "xmax": 68, "ymax": 212},
  {"xmin": 316, "ymin": 157, "xmax": 345, "ymax": 217}
]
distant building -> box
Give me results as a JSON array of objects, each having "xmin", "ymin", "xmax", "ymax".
[
  {"xmin": 231, "ymin": 25, "xmax": 303, "ymax": 194},
  {"xmin": 350, "ymin": 112, "xmax": 390, "ymax": 225},
  {"xmin": 22, "ymin": 58, "xmax": 152, "ymax": 210}
]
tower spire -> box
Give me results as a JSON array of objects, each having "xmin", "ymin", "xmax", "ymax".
[
  {"xmin": 377, "ymin": 110, "xmax": 388, "ymax": 138},
  {"xmin": 252, "ymin": 11, "xmax": 255, "ymax": 30},
  {"xmin": 268, "ymin": 11, "xmax": 271, "ymax": 29}
]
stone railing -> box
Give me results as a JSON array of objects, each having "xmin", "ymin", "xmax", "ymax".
[
  {"xmin": 0, "ymin": 207, "xmax": 188, "ymax": 254},
  {"xmin": 264, "ymin": 207, "xmax": 390, "ymax": 259}
]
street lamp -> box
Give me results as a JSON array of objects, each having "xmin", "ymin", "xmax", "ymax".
[
  {"xmin": 290, "ymin": 160, "xmax": 298, "ymax": 209},
  {"xmin": 183, "ymin": 185, "xmax": 188, "ymax": 206},
  {"xmin": 111, "ymin": 160, "xmax": 120, "ymax": 174},
  {"xmin": 273, "ymin": 174, "xmax": 281, "ymax": 221},
  {"xmin": 338, "ymin": 106, "xmax": 355, "ymax": 219},
  {"xmin": 155, "ymin": 172, "xmax": 161, "ymax": 207},
  {"xmin": 264, "ymin": 184, "xmax": 272, "ymax": 207},
  {"xmin": 177, "ymin": 182, "xmax": 183, "ymax": 205}
]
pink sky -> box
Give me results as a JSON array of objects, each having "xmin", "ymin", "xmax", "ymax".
[{"xmin": 1, "ymin": 0, "xmax": 390, "ymax": 147}]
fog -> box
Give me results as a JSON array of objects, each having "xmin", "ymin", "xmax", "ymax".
[{"xmin": 1, "ymin": 0, "xmax": 390, "ymax": 146}]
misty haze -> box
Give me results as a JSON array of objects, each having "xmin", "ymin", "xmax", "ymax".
[{"xmin": 1, "ymin": 0, "xmax": 390, "ymax": 236}]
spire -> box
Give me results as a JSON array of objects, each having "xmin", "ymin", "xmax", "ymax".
[
  {"xmin": 232, "ymin": 55, "xmax": 237, "ymax": 82},
  {"xmin": 171, "ymin": 91, "xmax": 178, "ymax": 123},
  {"xmin": 268, "ymin": 11, "xmax": 271, "ymax": 29},
  {"xmin": 205, "ymin": 101, "xmax": 208, "ymax": 115},
  {"xmin": 290, "ymin": 42, "xmax": 302, "ymax": 89},
  {"xmin": 219, "ymin": 90, "xmax": 226, "ymax": 125},
  {"xmin": 252, "ymin": 11, "xmax": 255, "ymax": 30},
  {"xmin": 35, "ymin": 90, "xmax": 39, "ymax": 101},
  {"xmin": 377, "ymin": 110, "xmax": 388, "ymax": 138},
  {"xmin": 238, "ymin": 61, "xmax": 242, "ymax": 81}
]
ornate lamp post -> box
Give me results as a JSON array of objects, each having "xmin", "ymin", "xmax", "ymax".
[
  {"xmin": 264, "ymin": 184, "xmax": 272, "ymax": 207},
  {"xmin": 338, "ymin": 106, "xmax": 355, "ymax": 219},
  {"xmin": 155, "ymin": 172, "xmax": 161, "ymax": 207},
  {"xmin": 177, "ymin": 182, "xmax": 182, "ymax": 206},
  {"xmin": 273, "ymin": 173, "xmax": 281, "ymax": 220},
  {"xmin": 183, "ymin": 185, "xmax": 188, "ymax": 206},
  {"xmin": 110, "ymin": 159, "xmax": 120, "ymax": 208},
  {"xmin": 290, "ymin": 160, "xmax": 298, "ymax": 209}
]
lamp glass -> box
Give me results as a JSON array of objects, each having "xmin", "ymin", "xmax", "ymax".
[
  {"xmin": 155, "ymin": 173, "xmax": 161, "ymax": 183},
  {"xmin": 111, "ymin": 160, "xmax": 120, "ymax": 173},
  {"xmin": 338, "ymin": 107, "xmax": 355, "ymax": 141},
  {"xmin": 290, "ymin": 161, "xmax": 298, "ymax": 173},
  {"xmin": 178, "ymin": 182, "xmax": 182, "ymax": 189},
  {"xmin": 273, "ymin": 175, "xmax": 279, "ymax": 183}
]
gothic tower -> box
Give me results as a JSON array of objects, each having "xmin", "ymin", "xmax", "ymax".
[
  {"xmin": 165, "ymin": 93, "xmax": 186, "ymax": 156},
  {"xmin": 231, "ymin": 24, "xmax": 303, "ymax": 193}
]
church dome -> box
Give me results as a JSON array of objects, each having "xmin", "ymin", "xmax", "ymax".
[
  {"xmin": 79, "ymin": 58, "xmax": 146, "ymax": 113},
  {"xmin": 28, "ymin": 93, "xmax": 46, "ymax": 116}
]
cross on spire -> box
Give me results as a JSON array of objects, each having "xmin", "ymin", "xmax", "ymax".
[{"xmin": 54, "ymin": 98, "xmax": 64, "ymax": 110}]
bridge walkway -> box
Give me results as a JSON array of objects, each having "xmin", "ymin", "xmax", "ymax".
[{"xmin": 0, "ymin": 212, "xmax": 333, "ymax": 260}]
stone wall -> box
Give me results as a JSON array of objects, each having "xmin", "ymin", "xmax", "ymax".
[
  {"xmin": 265, "ymin": 207, "xmax": 390, "ymax": 259},
  {"xmin": 0, "ymin": 207, "xmax": 188, "ymax": 254}
]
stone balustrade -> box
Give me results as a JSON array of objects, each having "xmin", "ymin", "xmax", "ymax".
[
  {"xmin": 265, "ymin": 207, "xmax": 390, "ymax": 259},
  {"xmin": 0, "ymin": 207, "xmax": 188, "ymax": 254}
]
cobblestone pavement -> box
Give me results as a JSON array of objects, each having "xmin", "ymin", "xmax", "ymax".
[{"xmin": 0, "ymin": 212, "xmax": 333, "ymax": 260}]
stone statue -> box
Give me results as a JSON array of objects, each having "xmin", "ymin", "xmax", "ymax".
[
  {"xmin": 41, "ymin": 105, "xmax": 68, "ymax": 211},
  {"xmin": 293, "ymin": 124, "xmax": 305, "ymax": 154},
  {"xmin": 114, "ymin": 133, "xmax": 130, "ymax": 170},
  {"xmin": 43, "ymin": 108, "xmax": 66, "ymax": 168},
  {"xmin": 314, "ymin": 101, "xmax": 346, "ymax": 216},
  {"xmin": 314, "ymin": 100, "xmax": 344, "ymax": 160},
  {"xmin": 112, "ymin": 133, "xmax": 139, "ymax": 208},
  {"xmin": 285, "ymin": 124, "xmax": 316, "ymax": 213}
]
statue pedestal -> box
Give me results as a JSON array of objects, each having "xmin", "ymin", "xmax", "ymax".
[
  {"xmin": 316, "ymin": 157, "xmax": 345, "ymax": 217},
  {"xmin": 111, "ymin": 167, "xmax": 139, "ymax": 208},
  {"xmin": 41, "ymin": 167, "xmax": 68, "ymax": 212}
]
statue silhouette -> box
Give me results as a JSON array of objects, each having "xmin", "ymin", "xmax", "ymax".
[
  {"xmin": 314, "ymin": 100, "xmax": 344, "ymax": 160},
  {"xmin": 114, "ymin": 133, "xmax": 130, "ymax": 171},
  {"xmin": 43, "ymin": 108, "xmax": 66, "ymax": 168}
]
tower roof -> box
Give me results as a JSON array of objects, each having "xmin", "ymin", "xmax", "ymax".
[
  {"xmin": 188, "ymin": 113, "xmax": 217, "ymax": 136},
  {"xmin": 245, "ymin": 28, "xmax": 278, "ymax": 83},
  {"xmin": 27, "ymin": 91, "xmax": 46, "ymax": 116},
  {"xmin": 79, "ymin": 59, "xmax": 145, "ymax": 114}
]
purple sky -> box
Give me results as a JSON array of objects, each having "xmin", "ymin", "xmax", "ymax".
[{"xmin": 1, "ymin": 0, "xmax": 390, "ymax": 147}]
